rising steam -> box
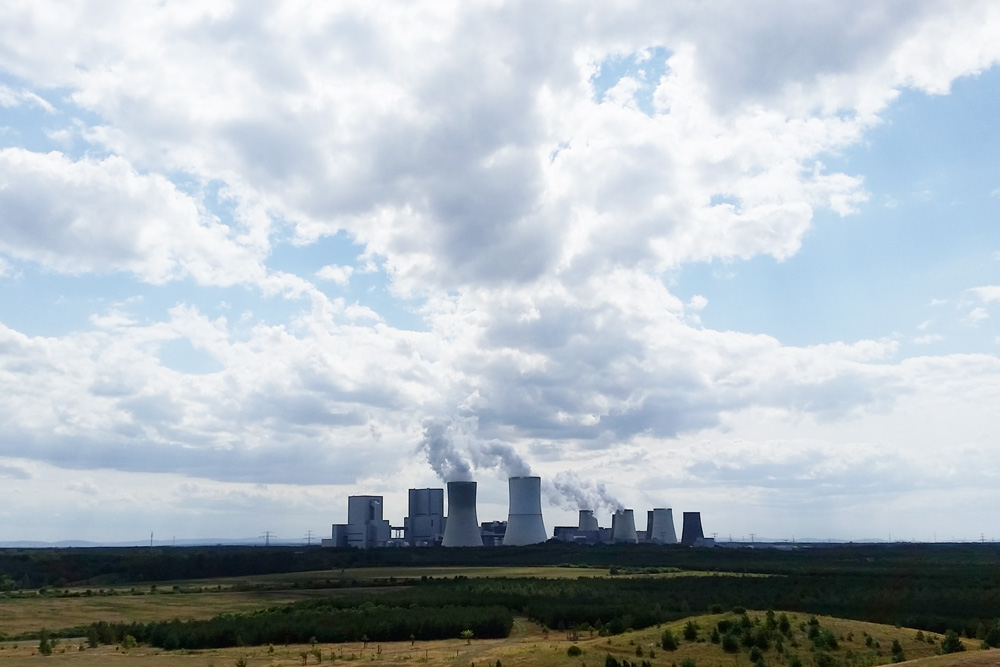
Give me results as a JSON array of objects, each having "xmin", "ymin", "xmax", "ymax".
[
  {"xmin": 417, "ymin": 420, "xmax": 473, "ymax": 482},
  {"xmin": 417, "ymin": 418, "xmax": 532, "ymax": 481},
  {"xmin": 547, "ymin": 471, "xmax": 623, "ymax": 513}
]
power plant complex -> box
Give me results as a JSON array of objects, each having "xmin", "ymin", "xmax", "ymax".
[{"xmin": 322, "ymin": 475, "xmax": 714, "ymax": 549}]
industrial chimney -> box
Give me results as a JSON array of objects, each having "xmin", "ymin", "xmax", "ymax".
[
  {"xmin": 442, "ymin": 481, "xmax": 483, "ymax": 547},
  {"xmin": 647, "ymin": 508, "xmax": 678, "ymax": 544},
  {"xmin": 503, "ymin": 476, "xmax": 547, "ymax": 546},
  {"xmin": 578, "ymin": 509, "xmax": 599, "ymax": 532},
  {"xmin": 611, "ymin": 509, "xmax": 638, "ymax": 543},
  {"xmin": 680, "ymin": 511, "xmax": 705, "ymax": 546}
]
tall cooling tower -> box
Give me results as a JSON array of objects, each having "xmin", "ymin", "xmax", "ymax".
[
  {"xmin": 647, "ymin": 508, "xmax": 678, "ymax": 544},
  {"xmin": 442, "ymin": 481, "xmax": 483, "ymax": 547},
  {"xmin": 611, "ymin": 509, "xmax": 638, "ymax": 543},
  {"xmin": 680, "ymin": 511, "xmax": 705, "ymax": 546},
  {"xmin": 503, "ymin": 476, "xmax": 548, "ymax": 546},
  {"xmin": 578, "ymin": 509, "xmax": 599, "ymax": 531}
]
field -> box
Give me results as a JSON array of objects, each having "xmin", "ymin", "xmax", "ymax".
[{"xmin": 1, "ymin": 544, "xmax": 998, "ymax": 667}]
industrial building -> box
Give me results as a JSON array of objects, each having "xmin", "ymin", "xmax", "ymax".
[
  {"xmin": 442, "ymin": 481, "xmax": 483, "ymax": 547},
  {"xmin": 502, "ymin": 476, "xmax": 547, "ymax": 546},
  {"xmin": 404, "ymin": 488, "xmax": 445, "ymax": 546},
  {"xmin": 647, "ymin": 508, "xmax": 678, "ymax": 544},
  {"xmin": 680, "ymin": 511, "xmax": 715, "ymax": 547},
  {"xmin": 322, "ymin": 495, "xmax": 391, "ymax": 549},
  {"xmin": 611, "ymin": 509, "xmax": 639, "ymax": 543}
]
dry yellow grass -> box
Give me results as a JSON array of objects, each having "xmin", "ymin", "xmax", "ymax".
[
  {"xmin": 0, "ymin": 587, "xmax": 393, "ymax": 635},
  {"xmin": 0, "ymin": 612, "xmax": 994, "ymax": 667}
]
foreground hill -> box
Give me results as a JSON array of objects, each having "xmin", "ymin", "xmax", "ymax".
[{"xmin": 0, "ymin": 610, "xmax": 995, "ymax": 667}]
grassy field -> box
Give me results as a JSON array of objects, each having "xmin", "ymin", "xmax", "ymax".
[
  {"xmin": 0, "ymin": 565, "xmax": 750, "ymax": 636},
  {"xmin": 0, "ymin": 611, "xmax": 993, "ymax": 667},
  {"xmin": 0, "ymin": 587, "xmax": 403, "ymax": 636}
]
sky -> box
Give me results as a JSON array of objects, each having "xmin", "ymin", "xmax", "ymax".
[{"xmin": 1, "ymin": 1, "xmax": 998, "ymax": 544}]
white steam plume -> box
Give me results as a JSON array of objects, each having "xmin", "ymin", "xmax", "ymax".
[{"xmin": 547, "ymin": 471, "xmax": 623, "ymax": 513}]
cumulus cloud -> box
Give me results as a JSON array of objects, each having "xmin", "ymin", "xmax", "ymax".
[
  {"xmin": 0, "ymin": 149, "xmax": 266, "ymax": 286},
  {"xmin": 316, "ymin": 264, "xmax": 354, "ymax": 286},
  {"xmin": 0, "ymin": 1, "xmax": 998, "ymax": 539}
]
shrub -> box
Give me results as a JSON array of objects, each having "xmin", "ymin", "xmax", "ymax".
[
  {"xmin": 38, "ymin": 630, "xmax": 53, "ymax": 656},
  {"xmin": 683, "ymin": 621, "xmax": 699, "ymax": 641},
  {"xmin": 814, "ymin": 652, "xmax": 835, "ymax": 667},
  {"xmin": 985, "ymin": 624, "xmax": 1000, "ymax": 648},
  {"xmin": 661, "ymin": 629, "xmax": 678, "ymax": 651},
  {"xmin": 567, "ymin": 645, "xmax": 582, "ymax": 657},
  {"xmin": 721, "ymin": 633, "xmax": 740, "ymax": 654},
  {"xmin": 680, "ymin": 659, "xmax": 696, "ymax": 667},
  {"xmin": 942, "ymin": 630, "xmax": 965, "ymax": 654}
]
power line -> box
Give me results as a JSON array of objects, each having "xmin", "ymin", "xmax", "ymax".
[{"xmin": 261, "ymin": 531, "xmax": 274, "ymax": 546}]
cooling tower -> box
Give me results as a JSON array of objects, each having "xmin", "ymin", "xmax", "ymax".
[
  {"xmin": 442, "ymin": 481, "xmax": 483, "ymax": 547},
  {"xmin": 611, "ymin": 509, "xmax": 638, "ymax": 543},
  {"xmin": 647, "ymin": 508, "xmax": 678, "ymax": 544},
  {"xmin": 680, "ymin": 511, "xmax": 705, "ymax": 546},
  {"xmin": 503, "ymin": 476, "xmax": 548, "ymax": 546},
  {"xmin": 578, "ymin": 509, "xmax": 599, "ymax": 532}
]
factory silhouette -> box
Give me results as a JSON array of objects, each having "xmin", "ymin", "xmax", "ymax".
[{"xmin": 322, "ymin": 476, "xmax": 713, "ymax": 549}]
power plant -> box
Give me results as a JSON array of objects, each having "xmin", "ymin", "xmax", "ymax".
[
  {"xmin": 322, "ymin": 475, "xmax": 712, "ymax": 549},
  {"xmin": 441, "ymin": 481, "xmax": 484, "ymax": 547},
  {"xmin": 502, "ymin": 476, "xmax": 547, "ymax": 546}
]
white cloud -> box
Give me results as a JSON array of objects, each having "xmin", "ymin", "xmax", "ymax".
[
  {"xmin": 316, "ymin": 264, "xmax": 354, "ymax": 286},
  {"xmin": 687, "ymin": 295, "xmax": 709, "ymax": 311},
  {"xmin": 964, "ymin": 307, "xmax": 989, "ymax": 326},
  {"xmin": 970, "ymin": 285, "xmax": 1000, "ymax": 303},
  {"xmin": 0, "ymin": 84, "xmax": 53, "ymax": 111},
  {"xmin": 0, "ymin": 149, "xmax": 267, "ymax": 287}
]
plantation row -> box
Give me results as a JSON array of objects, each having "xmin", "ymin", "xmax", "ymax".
[{"xmin": 89, "ymin": 603, "xmax": 513, "ymax": 649}]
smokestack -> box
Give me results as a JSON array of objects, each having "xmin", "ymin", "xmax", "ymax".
[
  {"xmin": 647, "ymin": 508, "xmax": 678, "ymax": 544},
  {"xmin": 680, "ymin": 511, "xmax": 705, "ymax": 546},
  {"xmin": 611, "ymin": 509, "xmax": 638, "ymax": 543},
  {"xmin": 442, "ymin": 481, "xmax": 483, "ymax": 547},
  {"xmin": 578, "ymin": 509, "xmax": 599, "ymax": 532},
  {"xmin": 503, "ymin": 476, "xmax": 547, "ymax": 546}
]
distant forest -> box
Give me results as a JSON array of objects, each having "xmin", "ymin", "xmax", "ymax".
[{"xmin": 1, "ymin": 541, "xmax": 997, "ymax": 587}]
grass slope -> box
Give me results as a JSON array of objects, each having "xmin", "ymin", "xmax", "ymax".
[{"xmin": 0, "ymin": 611, "xmax": 993, "ymax": 667}]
